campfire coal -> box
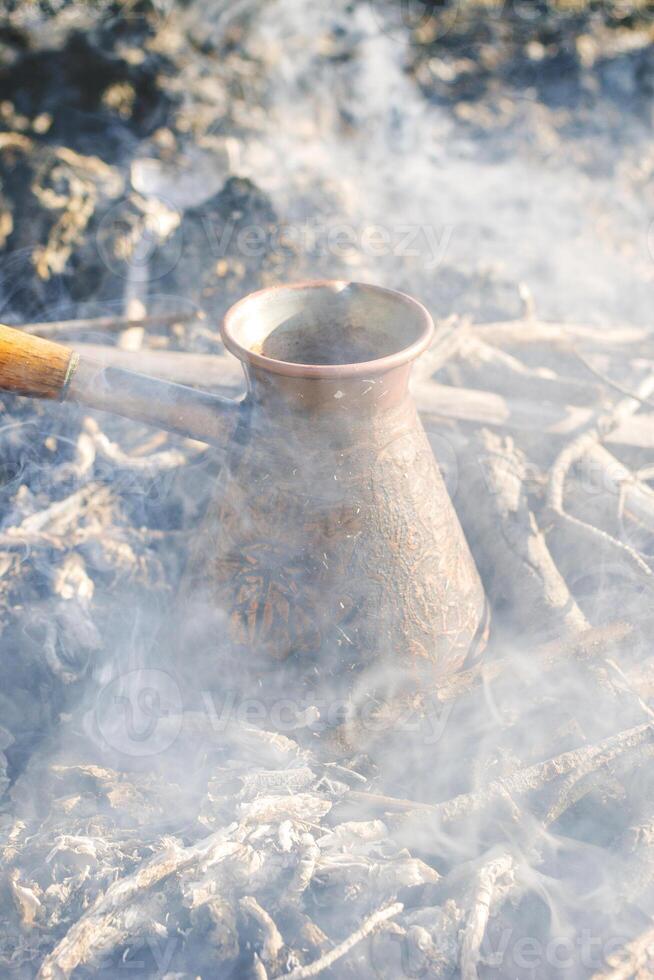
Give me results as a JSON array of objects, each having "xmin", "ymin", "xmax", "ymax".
[{"xmin": 2, "ymin": 1, "xmax": 654, "ymax": 978}]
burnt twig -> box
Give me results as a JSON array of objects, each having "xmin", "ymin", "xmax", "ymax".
[
  {"xmin": 23, "ymin": 311, "xmax": 199, "ymax": 337},
  {"xmin": 474, "ymin": 320, "xmax": 654, "ymax": 354},
  {"xmin": 271, "ymin": 903, "xmax": 403, "ymax": 980},
  {"xmin": 546, "ymin": 374, "xmax": 654, "ymax": 584},
  {"xmin": 370, "ymin": 724, "xmax": 654, "ymax": 831},
  {"xmin": 435, "ymin": 621, "xmax": 634, "ymax": 704},
  {"xmin": 83, "ymin": 418, "xmax": 202, "ymax": 472},
  {"xmin": 459, "ymin": 854, "xmax": 516, "ymax": 980},
  {"xmin": 458, "ymin": 429, "xmax": 588, "ymax": 637},
  {"xmin": 239, "ymin": 896, "xmax": 285, "ymax": 966}
]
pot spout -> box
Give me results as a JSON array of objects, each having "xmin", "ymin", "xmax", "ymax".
[{"xmin": 0, "ymin": 323, "xmax": 242, "ymax": 447}]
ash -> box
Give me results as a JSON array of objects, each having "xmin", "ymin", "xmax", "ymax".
[{"xmin": 2, "ymin": 2, "xmax": 654, "ymax": 978}]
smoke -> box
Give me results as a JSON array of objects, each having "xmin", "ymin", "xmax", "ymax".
[
  {"xmin": 2, "ymin": 1, "xmax": 654, "ymax": 978},
  {"xmin": 214, "ymin": 0, "xmax": 654, "ymax": 324}
]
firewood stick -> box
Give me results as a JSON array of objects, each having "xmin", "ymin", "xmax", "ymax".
[
  {"xmin": 457, "ymin": 429, "xmax": 589, "ymax": 637},
  {"xmin": 435, "ymin": 622, "xmax": 634, "ymax": 704},
  {"xmin": 543, "ymin": 742, "xmax": 654, "ymax": 827},
  {"xmin": 286, "ymin": 834, "xmax": 320, "ymax": 902},
  {"xmin": 239, "ymin": 897, "xmax": 284, "ymax": 965},
  {"xmin": 572, "ymin": 347, "xmax": 654, "ymax": 409},
  {"xmin": 342, "ymin": 791, "xmax": 437, "ymax": 814},
  {"xmin": 411, "ymin": 316, "xmax": 466, "ymax": 380},
  {"xmin": 0, "ymin": 484, "xmax": 112, "ymax": 550},
  {"xmin": 81, "ymin": 417, "xmax": 201, "ymax": 472},
  {"xmin": 546, "ymin": 374, "xmax": 654, "ymax": 586},
  {"xmin": 548, "ymin": 374, "xmax": 654, "ymax": 514},
  {"xmin": 459, "ymin": 854, "xmax": 515, "ymax": 980},
  {"xmin": 577, "ymin": 444, "xmax": 654, "ymax": 536},
  {"xmin": 271, "ymin": 903, "xmax": 403, "ymax": 980},
  {"xmin": 57, "ymin": 342, "xmax": 654, "ymax": 450},
  {"xmin": 437, "ymin": 619, "xmax": 653, "ymax": 736},
  {"xmin": 349, "ymin": 723, "xmax": 654, "ymax": 826},
  {"xmin": 74, "ymin": 342, "xmax": 243, "ymax": 389},
  {"xmin": 19, "ymin": 311, "xmax": 199, "ymax": 337},
  {"xmin": 456, "ymin": 332, "xmax": 600, "ymax": 403},
  {"xmin": 451, "ymin": 723, "xmax": 654, "ymax": 822},
  {"xmin": 474, "ymin": 319, "xmax": 654, "ymax": 353}
]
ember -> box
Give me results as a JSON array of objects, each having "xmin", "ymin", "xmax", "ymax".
[{"xmin": 2, "ymin": 2, "xmax": 654, "ymax": 979}]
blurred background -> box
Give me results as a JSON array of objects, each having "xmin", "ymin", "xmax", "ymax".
[{"xmin": 1, "ymin": 0, "xmax": 653, "ymax": 328}]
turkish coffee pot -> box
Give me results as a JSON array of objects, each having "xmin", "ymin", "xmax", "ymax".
[{"xmin": 0, "ymin": 281, "xmax": 487, "ymax": 696}]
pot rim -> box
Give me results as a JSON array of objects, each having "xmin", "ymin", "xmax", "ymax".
[{"xmin": 221, "ymin": 280, "xmax": 434, "ymax": 379}]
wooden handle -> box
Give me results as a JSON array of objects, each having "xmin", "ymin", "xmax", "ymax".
[
  {"xmin": 0, "ymin": 323, "xmax": 77, "ymax": 399},
  {"xmin": 0, "ymin": 321, "xmax": 243, "ymax": 447}
]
